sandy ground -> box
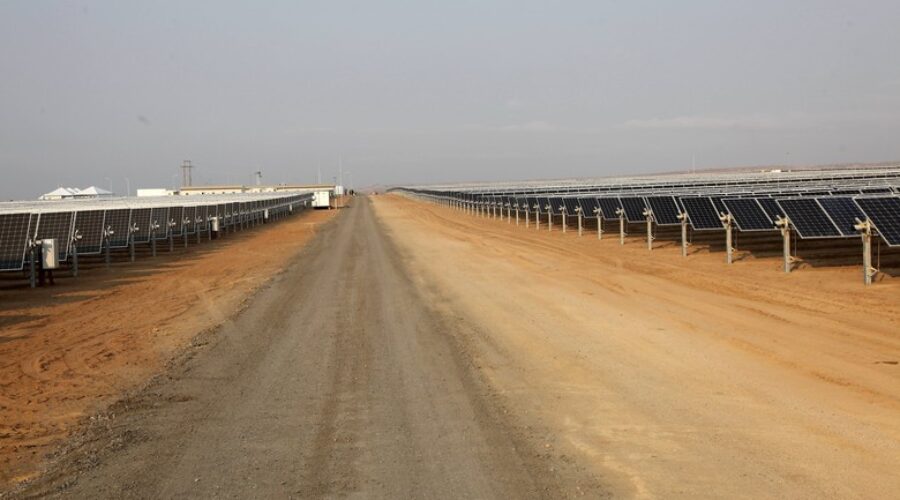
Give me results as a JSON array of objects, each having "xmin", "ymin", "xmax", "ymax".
[
  {"xmin": 0, "ymin": 208, "xmax": 335, "ymax": 489},
  {"xmin": 372, "ymin": 195, "xmax": 900, "ymax": 498}
]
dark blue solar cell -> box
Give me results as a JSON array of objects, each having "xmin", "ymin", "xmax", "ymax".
[
  {"xmin": 855, "ymin": 197, "xmax": 900, "ymax": 247},
  {"xmin": 817, "ymin": 197, "xmax": 866, "ymax": 237}
]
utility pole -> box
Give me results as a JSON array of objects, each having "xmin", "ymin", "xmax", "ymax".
[{"xmin": 181, "ymin": 160, "xmax": 193, "ymax": 187}]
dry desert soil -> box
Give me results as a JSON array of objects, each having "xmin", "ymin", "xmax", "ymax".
[{"xmin": 2, "ymin": 194, "xmax": 900, "ymax": 498}]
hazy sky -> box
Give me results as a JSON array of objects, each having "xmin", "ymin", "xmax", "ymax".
[{"xmin": 2, "ymin": 1, "xmax": 900, "ymax": 200}]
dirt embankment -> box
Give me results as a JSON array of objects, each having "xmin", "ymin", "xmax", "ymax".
[
  {"xmin": 0, "ymin": 208, "xmax": 336, "ymax": 488},
  {"xmin": 373, "ymin": 194, "xmax": 900, "ymax": 499}
]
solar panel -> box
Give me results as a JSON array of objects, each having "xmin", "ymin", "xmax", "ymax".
[
  {"xmin": 618, "ymin": 197, "xmax": 647, "ymax": 222},
  {"xmin": 0, "ymin": 213, "xmax": 32, "ymax": 271},
  {"xmin": 563, "ymin": 197, "xmax": 581, "ymax": 214},
  {"xmin": 645, "ymin": 196, "xmax": 681, "ymax": 225},
  {"xmin": 131, "ymin": 208, "xmax": 153, "ymax": 243},
  {"xmin": 547, "ymin": 197, "xmax": 565, "ymax": 215},
  {"xmin": 722, "ymin": 199, "xmax": 773, "ymax": 231},
  {"xmin": 516, "ymin": 196, "xmax": 529, "ymax": 209},
  {"xmin": 151, "ymin": 207, "xmax": 169, "ymax": 239},
  {"xmin": 104, "ymin": 208, "xmax": 132, "ymax": 248},
  {"xmin": 817, "ymin": 197, "xmax": 866, "ymax": 237},
  {"xmin": 710, "ymin": 196, "xmax": 727, "ymax": 215},
  {"xmin": 577, "ymin": 197, "xmax": 599, "ymax": 217},
  {"xmin": 196, "ymin": 205, "xmax": 210, "ymax": 231},
  {"xmin": 72, "ymin": 210, "xmax": 106, "ymax": 254},
  {"xmin": 596, "ymin": 198, "xmax": 621, "ymax": 221},
  {"xmin": 33, "ymin": 212, "xmax": 74, "ymax": 261},
  {"xmin": 755, "ymin": 198, "xmax": 785, "ymax": 221},
  {"xmin": 679, "ymin": 197, "xmax": 723, "ymax": 230},
  {"xmin": 854, "ymin": 197, "xmax": 900, "ymax": 247},
  {"xmin": 183, "ymin": 207, "xmax": 197, "ymax": 234},
  {"xmin": 170, "ymin": 206, "xmax": 185, "ymax": 234},
  {"xmin": 776, "ymin": 198, "xmax": 842, "ymax": 239},
  {"xmin": 536, "ymin": 197, "xmax": 550, "ymax": 214},
  {"xmin": 860, "ymin": 187, "xmax": 893, "ymax": 195}
]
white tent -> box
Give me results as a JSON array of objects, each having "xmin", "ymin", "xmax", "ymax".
[{"xmin": 39, "ymin": 186, "xmax": 114, "ymax": 200}]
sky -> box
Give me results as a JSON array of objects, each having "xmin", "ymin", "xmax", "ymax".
[{"xmin": 1, "ymin": 0, "xmax": 900, "ymax": 200}]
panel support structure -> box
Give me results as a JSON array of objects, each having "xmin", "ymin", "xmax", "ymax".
[
  {"xmin": 775, "ymin": 216, "xmax": 791, "ymax": 273},
  {"xmin": 855, "ymin": 219, "xmax": 877, "ymax": 285},
  {"xmin": 617, "ymin": 209, "xmax": 626, "ymax": 245},
  {"xmin": 643, "ymin": 209, "xmax": 654, "ymax": 250},
  {"xmin": 720, "ymin": 213, "xmax": 734, "ymax": 264}
]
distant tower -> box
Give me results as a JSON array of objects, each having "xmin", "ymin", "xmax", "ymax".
[
  {"xmin": 181, "ymin": 160, "xmax": 193, "ymax": 187},
  {"xmin": 255, "ymin": 170, "xmax": 262, "ymax": 186}
]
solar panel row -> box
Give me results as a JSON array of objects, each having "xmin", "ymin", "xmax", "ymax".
[
  {"xmin": 0, "ymin": 193, "xmax": 314, "ymax": 273},
  {"xmin": 406, "ymin": 178, "xmax": 900, "ymax": 248}
]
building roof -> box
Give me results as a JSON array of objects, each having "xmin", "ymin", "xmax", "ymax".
[{"xmin": 79, "ymin": 186, "xmax": 113, "ymax": 195}]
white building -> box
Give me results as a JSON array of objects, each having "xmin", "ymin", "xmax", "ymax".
[{"xmin": 39, "ymin": 186, "xmax": 114, "ymax": 200}]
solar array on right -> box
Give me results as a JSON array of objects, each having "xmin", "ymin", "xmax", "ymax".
[{"xmin": 397, "ymin": 167, "xmax": 900, "ymax": 285}]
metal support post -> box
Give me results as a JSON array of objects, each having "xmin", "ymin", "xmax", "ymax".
[
  {"xmin": 775, "ymin": 216, "xmax": 790, "ymax": 272},
  {"xmin": 594, "ymin": 209, "xmax": 603, "ymax": 240},
  {"xmin": 525, "ymin": 207, "xmax": 529, "ymax": 228},
  {"xmin": 678, "ymin": 212, "xmax": 688, "ymax": 257},
  {"xmin": 720, "ymin": 213, "xmax": 734, "ymax": 265},
  {"xmin": 535, "ymin": 207, "xmax": 541, "ymax": 230},
  {"xmin": 71, "ymin": 231, "xmax": 81, "ymax": 277},
  {"xmin": 72, "ymin": 243, "xmax": 79, "ymax": 277},
  {"xmin": 617, "ymin": 209, "xmax": 626, "ymax": 245},
  {"xmin": 104, "ymin": 230, "xmax": 112, "ymax": 268},
  {"xmin": 577, "ymin": 210, "xmax": 583, "ymax": 236},
  {"xmin": 562, "ymin": 210, "xmax": 567, "ymax": 233},
  {"xmin": 855, "ymin": 219, "xmax": 876, "ymax": 285},
  {"xmin": 644, "ymin": 209, "xmax": 654, "ymax": 250},
  {"xmin": 129, "ymin": 223, "xmax": 138, "ymax": 262},
  {"xmin": 546, "ymin": 206, "xmax": 552, "ymax": 232},
  {"xmin": 29, "ymin": 244, "xmax": 36, "ymax": 288},
  {"xmin": 515, "ymin": 208, "xmax": 520, "ymax": 226}
]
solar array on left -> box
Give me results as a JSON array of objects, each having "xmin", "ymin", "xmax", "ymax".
[{"xmin": 0, "ymin": 192, "xmax": 316, "ymax": 276}]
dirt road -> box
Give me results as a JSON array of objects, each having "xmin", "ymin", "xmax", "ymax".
[{"xmin": 17, "ymin": 197, "xmax": 601, "ymax": 498}]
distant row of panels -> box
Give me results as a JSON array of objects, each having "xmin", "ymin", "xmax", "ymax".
[{"xmin": 0, "ymin": 192, "xmax": 313, "ymax": 272}]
